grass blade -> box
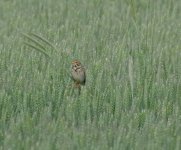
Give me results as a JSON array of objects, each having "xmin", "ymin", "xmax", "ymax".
[
  {"xmin": 24, "ymin": 42, "xmax": 50, "ymax": 59},
  {"xmin": 30, "ymin": 33, "xmax": 57, "ymax": 52},
  {"xmin": 22, "ymin": 33, "xmax": 47, "ymax": 52}
]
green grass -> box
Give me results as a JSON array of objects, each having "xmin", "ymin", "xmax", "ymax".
[{"xmin": 0, "ymin": 0, "xmax": 181, "ymax": 149}]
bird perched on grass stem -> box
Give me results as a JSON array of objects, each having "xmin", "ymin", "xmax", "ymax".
[{"xmin": 71, "ymin": 60, "xmax": 86, "ymax": 95}]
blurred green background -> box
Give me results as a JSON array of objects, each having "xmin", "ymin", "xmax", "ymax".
[{"xmin": 0, "ymin": 0, "xmax": 181, "ymax": 149}]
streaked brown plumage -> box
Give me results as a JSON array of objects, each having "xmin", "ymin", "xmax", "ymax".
[{"xmin": 71, "ymin": 60, "xmax": 86, "ymax": 89}]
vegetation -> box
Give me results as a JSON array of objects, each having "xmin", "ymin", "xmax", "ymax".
[{"xmin": 0, "ymin": 0, "xmax": 180, "ymax": 149}]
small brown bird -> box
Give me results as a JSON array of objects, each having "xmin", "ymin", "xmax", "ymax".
[{"xmin": 71, "ymin": 60, "xmax": 86, "ymax": 88}]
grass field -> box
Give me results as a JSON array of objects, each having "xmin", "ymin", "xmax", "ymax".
[{"xmin": 0, "ymin": 0, "xmax": 181, "ymax": 149}]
